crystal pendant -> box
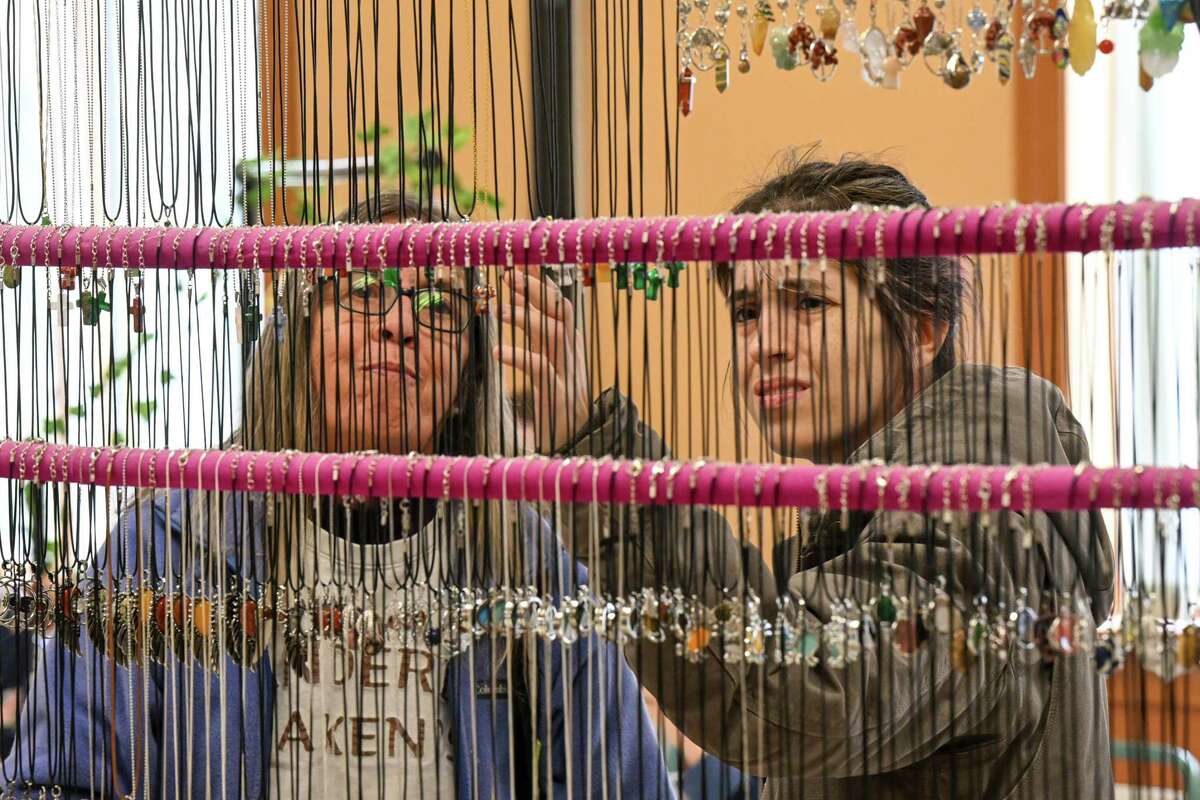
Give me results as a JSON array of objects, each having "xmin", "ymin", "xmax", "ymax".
[
  {"xmin": 1179, "ymin": 624, "xmax": 1200, "ymax": 668},
  {"xmin": 1046, "ymin": 613, "xmax": 1075, "ymax": 655},
  {"xmin": 738, "ymin": 46, "xmax": 752, "ymax": 72},
  {"xmin": 838, "ymin": 20, "xmax": 860, "ymax": 54},
  {"xmin": 770, "ymin": 26, "xmax": 800, "ymax": 69},
  {"xmin": 966, "ymin": 6, "xmax": 988, "ymax": 32},
  {"xmin": 685, "ymin": 626, "xmax": 711, "ymax": 661},
  {"xmin": 1069, "ymin": 0, "xmax": 1098, "ymax": 74},
  {"xmin": 893, "ymin": 617, "xmax": 921, "ymax": 655},
  {"xmin": 876, "ymin": 594, "xmax": 897, "ymax": 624},
  {"xmin": 1137, "ymin": 6, "xmax": 1185, "ymax": 75},
  {"xmin": 914, "ymin": 5, "xmax": 937, "ymax": 40},
  {"xmin": 677, "ymin": 67, "xmax": 697, "ymax": 115},
  {"xmin": 1012, "ymin": 606, "xmax": 1038, "ymax": 649},
  {"xmin": 951, "ymin": 629, "xmax": 975, "ymax": 672},
  {"xmin": 818, "ymin": 3, "xmax": 841, "ymax": 39},
  {"xmin": 1160, "ymin": 0, "xmax": 1186, "ymax": 28},
  {"xmin": 966, "ymin": 613, "xmax": 990, "ymax": 656},
  {"xmin": 744, "ymin": 626, "xmax": 767, "ymax": 664},
  {"xmin": 943, "ymin": 50, "xmax": 973, "ymax": 87},
  {"xmin": 824, "ymin": 622, "xmax": 846, "ymax": 668},
  {"xmin": 1018, "ymin": 34, "xmax": 1039, "ymax": 78},
  {"xmin": 1140, "ymin": 47, "xmax": 1181, "ymax": 78},
  {"xmin": 1052, "ymin": 8, "xmax": 1070, "ymax": 39},
  {"xmin": 996, "ymin": 37, "xmax": 1015, "ymax": 83},
  {"xmin": 2, "ymin": 265, "xmax": 20, "ymax": 288},
  {"xmin": 715, "ymin": 52, "xmax": 731, "ymax": 92},
  {"xmin": 859, "ymin": 27, "xmax": 889, "ymax": 83},
  {"xmin": 929, "ymin": 592, "xmax": 955, "ymax": 635},
  {"xmin": 751, "ymin": 1, "xmax": 773, "ymax": 53}
]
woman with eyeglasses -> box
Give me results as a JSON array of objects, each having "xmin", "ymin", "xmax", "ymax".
[{"xmin": 4, "ymin": 193, "xmax": 672, "ymax": 800}]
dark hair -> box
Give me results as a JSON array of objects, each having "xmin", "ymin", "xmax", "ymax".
[
  {"xmin": 714, "ymin": 149, "xmax": 969, "ymax": 396},
  {"xmin": 332, "ymin": 191, "xmax": 488, "ymax": 458}
]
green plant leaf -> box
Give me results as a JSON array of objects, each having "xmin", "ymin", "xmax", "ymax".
[
  {"xmin": 68, "ymin": 404, "xmax": 87, "ymax": 418},
  {"xmin": 110, "ymin": 431, "xmax": 126, "ymax": 446},
  {"xmin": 89, "ymin": 384, "xmax": 103, "ymax": 399},
  {"xmin": 451, "ymin": 127, "xmax": 472, "ymax": 150},
  {"xmin": 104, "ymin": 356, "xmax": 131, "ymax": 383},
  {"xmin": 356, "ymin": 124, "xmax": 391, "ymax": 143},
  {"xmin": 134, "ymin": 400, "xmax": 158, "ymax": 420},
  {"xmin": 43, "ymin": 417, "xmax": 66, "ymax": 436},
  {"xmin": 160, "ymin": 369, "xmax": 175, "ymax": 385}
]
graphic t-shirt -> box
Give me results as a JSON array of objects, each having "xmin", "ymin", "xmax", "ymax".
[{"xmin": 271, "ymin": 521, "xmax": 456, "ymax": 800}]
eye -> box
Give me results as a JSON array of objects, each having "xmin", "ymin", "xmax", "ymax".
[
  {"xmin": 732, "ymin": 304, "xmax": 759, "ymax": 325},
  {"xmin": 794, "ymin": 295, "xmax": 827, "ymax": 312},
  {"xmin": 349, "ymin": 273, "xmax": 383, "ymax": 300},
  {"xmin": 415, "ymin": 289, "xmax": 451, "ymax": 315}
]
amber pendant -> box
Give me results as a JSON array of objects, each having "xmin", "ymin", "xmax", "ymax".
[{"xmin": 750, "ymin": 5, "xmax": 772, "ymax": 55}]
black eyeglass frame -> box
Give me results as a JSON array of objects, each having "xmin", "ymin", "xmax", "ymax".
[{"xmin": 319, "ymin": 274, "xmax": 475, "ymax": 334}]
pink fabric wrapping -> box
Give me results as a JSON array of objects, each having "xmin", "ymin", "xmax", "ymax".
[
  {"xmin": 0, "ymin": 199, "xmax": 1194, "ymax": 271},
  {"xmin": 1, "ymin": 440, "xmax": 1196, "ymax": 512}
]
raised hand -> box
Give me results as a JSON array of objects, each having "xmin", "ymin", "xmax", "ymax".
[{"xmin": 494, "ymin": 267, "xmax": 593, "ymax": 454}]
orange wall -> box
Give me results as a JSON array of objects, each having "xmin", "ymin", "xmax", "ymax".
[{"xmin": 262, "ymin": 1, "xmax": 1061, "ymax": 557}]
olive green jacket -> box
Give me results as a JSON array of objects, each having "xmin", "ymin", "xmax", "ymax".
[{"xmin": 564, "ymin": 364, "xmax": 1115, "ymax": 799}]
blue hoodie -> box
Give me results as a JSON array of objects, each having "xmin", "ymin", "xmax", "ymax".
[{"xmin": 3, "ymin": 492, "xmax": 673, "ymax": 800}]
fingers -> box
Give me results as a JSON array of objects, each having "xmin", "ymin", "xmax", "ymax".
[
  {"xmin": 498, "ymin": 303, "xmax": 565, "ymax": 355},
  {"xmin": 494, "ymin": 344, "xmax": 560, "ymax": 390},
  {"xmin": 502, "ymin": 267, "xmax": 575, "ymax": 327},
  {"xmin": 494, "ymin": 344, "xmax": 591, "ymax": 453}
]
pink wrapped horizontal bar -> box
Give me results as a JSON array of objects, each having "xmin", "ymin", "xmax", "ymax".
[
  {"xmin": 2, "ymin": 440, "xmax": 1197, "ymax": 512},
  {"xmin": 0, "ymin": 199, "xmax": 1195, "ymax": 271}
]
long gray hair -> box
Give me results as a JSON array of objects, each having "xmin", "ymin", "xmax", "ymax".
[{"xmin": 186, "ymin": 198, "xmax": 519, "ymax": 595}]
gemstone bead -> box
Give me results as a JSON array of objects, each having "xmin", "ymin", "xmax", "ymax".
[
  {"xmin": 894, "ymin": 618, "xmax": 921, "ymax": 654},
  {"xmin": 876, "ymin": 595, "xmax": 897, "ymax": 624}
]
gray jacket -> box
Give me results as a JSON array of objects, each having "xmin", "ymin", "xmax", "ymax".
[{"xmin": 565, "ymin": 364, "xmax": 1115, "ymax": 799}]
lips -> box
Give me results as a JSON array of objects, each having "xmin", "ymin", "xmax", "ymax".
[
  {"xmin": 361, "ymin": 362, "xmax": 419, "ymax": 381},
  {"xmin": 753, "ymin": 377, "xmax": 809, "ymax": 410}
]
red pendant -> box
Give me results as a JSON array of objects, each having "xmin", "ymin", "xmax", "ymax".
[
  {"xmin": 129, "ymin": 296, "xmax": 145, "ymax": 333},
  {"xmin": 242, "ymin": 599, "xmax": 259, "ymax": 639},
  {"xmin": 894, "ymin": 618, "xmax": 921, "ymax": 654},
  {"xmin": 678, "ymin": 68, "xmax": 696, "ymax": 116},
  {"xmin": 154, "ymin": 596, "xmax": 168, "ymax": 632}
]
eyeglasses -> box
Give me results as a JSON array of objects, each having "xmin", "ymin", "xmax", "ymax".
[{"xmin": 326, "ymin": 270, "xmax": 473, "ymax": 334}]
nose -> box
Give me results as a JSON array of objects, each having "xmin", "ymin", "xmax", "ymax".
[
  {"xmin": 375, "ymin": 294, "xmax": 418, "ymax": 347},
  {"xmin": 746, "ymin": 299, "xmax": 799, "ymax": 368}
]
